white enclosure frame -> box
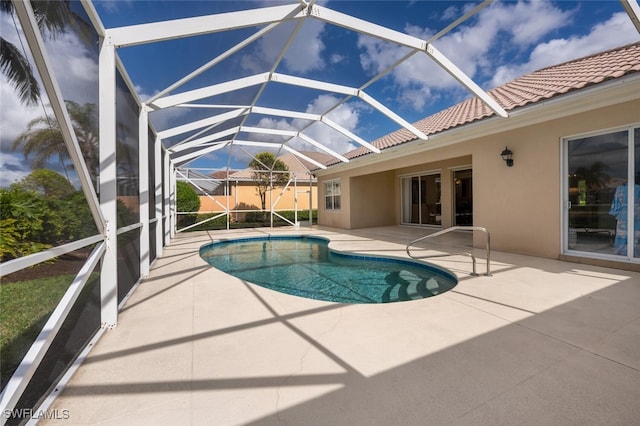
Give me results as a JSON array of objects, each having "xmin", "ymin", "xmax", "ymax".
[
  {"xmin": 137, "ymin": 0, "xmax": 506, "ymax": 174},
  {"xmin": 1, "ymin": 0, "xmax": 639, "ymax": 421}
]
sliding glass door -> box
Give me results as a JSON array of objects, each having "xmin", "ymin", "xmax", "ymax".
[
  {"xmin": 565, "ymin": 126, "xmax": 640, "ymax": 259},
  {"xmin": 454, "ymin": 169, "xmax": 473, "ymax": 226},
  {"xmin": 401, "ymin": 174, "xmax": 441, "ymax": 226}
]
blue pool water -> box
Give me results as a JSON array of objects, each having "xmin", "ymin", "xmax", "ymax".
[{"xmin": 199, "ymin": 235, "xmax": 457, "ymax": 304}]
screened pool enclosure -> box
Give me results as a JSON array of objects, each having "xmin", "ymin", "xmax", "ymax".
[{"xmin": 2, "ymin": 0, "xmax": 639, "ymax": 421}]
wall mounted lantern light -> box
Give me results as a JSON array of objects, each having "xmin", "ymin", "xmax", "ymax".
[{"xmin": 500, "ymin": 146, "xmax": 514, "ymax": 167}]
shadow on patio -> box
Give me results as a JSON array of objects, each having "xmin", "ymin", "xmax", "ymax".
[{"xmin": 41, "ymin": 227, "xmax": 640, "ymax": 425}]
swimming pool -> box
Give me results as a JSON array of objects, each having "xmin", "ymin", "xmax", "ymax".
[{"xmin": 199, "ymin": 235, "xmax": 457, "ymax": 304}]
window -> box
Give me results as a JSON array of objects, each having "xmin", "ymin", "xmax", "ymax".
[
  {"xmin": 565, "ymin": 126, "xmax": 640, "ymax": 259},
  {"xmin": 324, "ymin": 179, "xmax": 341, "ymax": 210}
]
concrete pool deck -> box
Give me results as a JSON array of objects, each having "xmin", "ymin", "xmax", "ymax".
[{"xmin": 42, "ymin": 226, "xmax": 640, "ymax": 425}]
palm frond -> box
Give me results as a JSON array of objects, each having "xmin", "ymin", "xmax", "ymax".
[
  {"xmin": 32, "ymin": 0, "xmax": 74, "ymax": 38},
  {"xmin": 0, "ymin": 38, "xmax": 40, "ymax": 105},
  {"xmin": 0, "ymin": 1, "xmax": 13, "ymax": 15}
]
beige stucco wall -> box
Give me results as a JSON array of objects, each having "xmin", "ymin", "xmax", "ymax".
[
  {"xmin": 319, "ymin": 176, "xmax": 351, "ymax": 228},
  {"xmin": 350, "ymin": 171, "xmax": 396, "ymax": 228},
  {"xmin": 317, "ymin": 97, "xmax": 640, "ymax": 259},
  {"xmin": 199, "ymin": 182, "xmax": 317, "ymax": 214},
  {"xmin": 476, "ymin": 99, "xmax": 640, "ymax": 258}
]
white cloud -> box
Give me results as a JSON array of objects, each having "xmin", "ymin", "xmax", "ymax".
[
  {"xmin": 238, "ymin": 0, "xmax": 330, "ymax": 74},
  {"xmin": 0, "ymin": 152, "xmax": 30, "ymax": 187},
  {"xmin": 358, "ymin": 35, "xmax": 407, "ymax": 76},
  {"xmin": 240, "ymin": 19, "xmax": 327, "ymax": 74},
  {"xmin": 247, "ymin": 117, "xmax": 296, "ymax": 144},
  {"xmin": 440, "ymin": 5, "xmax": 459, "ymax": 21},
  {"xmin": 0, "ymin": 14, "xmax": 44, "ymax": 155},
  {"xmin": 237, "ymin": 94, "xmax": 361, "ymax": 157},
  {"xmin": 0, "ymin": 77, "xmax": 42, "ymax": 150},
  {"xmin": 398, "ymin": 85, "xmax": 434, "ymax": 111},
  {"xmin": 357, "ymin": 0, "xmax": 579, "ymax": 110},
  {"xmin": 0, "ymin": 11, "xmax": 99, "ymax": 153},
  {"xmin": 283, "ymin": 19, "xmax": 327, "ymax": 73},
  {"xmin": 491, "ymin": 12, "xmax": 640, "ymax": 86},
  {"xmin": 95, "ymin": 0, "xmax": 133, "ymax": 13},
  {"xmin": 330, "ymin": 53, "xmax": 345, "ymax": 64},
  {"xmin": 479, "ymin": 1, "xmax": 574, "ymax": 47},
  {"xmin": 44, "ymin": 32, "xmax": 99, "ymax": 106},
  {"xmin": 147, "ymin": 104, "xmax": 191, "ymax": 134},
  {"xmin": 300, "ymin": 94, "xmax": 360, "ymax": 154}
]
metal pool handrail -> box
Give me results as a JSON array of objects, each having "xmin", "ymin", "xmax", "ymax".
[{"xmin": 406, "ymin": 226, "xmax": 491, "ymax": 276}]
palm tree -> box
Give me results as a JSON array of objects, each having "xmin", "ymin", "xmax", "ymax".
[
  {"xmin": 12, "ymin": 101, "xmax": 99, "ymax": 185},
  {"xmin": 0, "ymin": 0, "xmax": 73, "ymax": 105}
]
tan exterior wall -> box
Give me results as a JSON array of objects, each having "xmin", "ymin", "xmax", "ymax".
[
  {"xmin": 317, "ymin": 97, "xmax": 640, "ymax": 259},
  {"xmin": 319, "ymin": 176, "xmax": 351, "ymax": 228},
  {"xmin": 198, "ymin": 182, "xmax": 317, "ymax": 214},
  {"xmin": 475, "ymin": 99, "xmax": 640, "ymax": 258},
  {"xmin": 350, "ymin": 171, "xmax": 396, "ymax": 228}
]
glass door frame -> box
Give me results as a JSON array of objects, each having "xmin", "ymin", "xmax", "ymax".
[
  {"xmin": 562, "ymin": 125, "xmax": 639, "ymax": 261},
  {"xmin": 399, "ymin": 170, "xmax": 442, "ymax": 227},
  {"xmin": 452, "ymin": 167, "xmax": 473, "ymax": 226}
]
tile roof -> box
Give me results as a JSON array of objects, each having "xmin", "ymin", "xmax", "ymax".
[
  {"xmin": 226, "ymin": 151, "xmax": 330, "ymax": 180},
  {"xmin": 209, "ymin": 170, "xmax": 239, "ymax": 179},
  {"xmin": 328, "ymin": 42, "xmax": 640, "ymax": 166}
]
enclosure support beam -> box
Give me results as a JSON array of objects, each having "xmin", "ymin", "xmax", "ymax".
[
  {"xmin": 173, "ymin": 141, "xmax": 231, "ymax": 165},
  {"xmin": 106, "ymin": 3, "xmax": 304, "ymax": 47},
  {"xmin": 170, "ymin": 163, "xmax": 177, "ymax": 238},
  {"xmin": 158, "ymin": 108, "xmax": 249, "ymax": 139},
  {"xmin": 98, "ymin": 38, "xmax": 118, "ymax": 328},
  {"xmin": 169, "ymin": 127, "xmax": 240, "ymax": 153},
  {"xmin": 621, "ymin": 0, "xmax": 640, "ymax": 34},
  {"xmin": 139, "ymin": 106, "xmax": 150, "ymax": 277},
  {"xmin": 154, "ymin": 136, "xmax": 164, "ymax": 258},
  {"xmin": 163, "ymin": 147, "xmax": 172, "ymax": 245}
]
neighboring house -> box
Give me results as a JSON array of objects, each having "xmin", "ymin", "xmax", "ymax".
[
  {"xmin": 314, "ymin": 42, "xmax": 640, "ymax": 269},
  {"xmin": 196, "ymin": 151, "xmax": 333, "ymax": 218}
]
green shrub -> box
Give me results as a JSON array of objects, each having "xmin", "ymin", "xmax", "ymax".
[
  {"xmin": 176, "ymin": 181, "xmax": 200, "ymax": 228},
  {"xmin": 182, "ymin": 209, "xmax": 317, "ymax": 232},
  {"xmin": 244, "ymin": 210, "xmax": 262, "ymax": 223},
  {"xmin": 65, "ymin": 191, "xmax": 97, "ymax": 240},
  {"xmin": 189, "ymin": 213, "xmax": 229, "ymax": 231},
  {"xmin": 0, "ymin": 187, "xmax": 51, "ymax": 261},
  {"xmin": 275, "ymin": 209, "xmax": 317, "ymax": 224},
  {"xmin": 234, "ymin": 202, "xmax": 260, "ymax": 223},
  {"xmin": 0, "ymin": 171, "xmax": 98, "ymax": 261}
]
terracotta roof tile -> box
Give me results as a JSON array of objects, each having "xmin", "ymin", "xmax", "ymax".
[
  {"xmin": 227, "ymin": 151, "xmax": 328, "ymax": 180},
  {"xmin": 323, "ymin": 42, "xmax": 640, "ymax": 167}
]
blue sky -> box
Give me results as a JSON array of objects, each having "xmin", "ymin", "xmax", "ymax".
[
  {"xmin": 90, "ymin": 0, "xmax": 639, "ymax": 169},
  {"xmin": 1, "ymin": 1, "xmax": 638, "ymax": 182}
]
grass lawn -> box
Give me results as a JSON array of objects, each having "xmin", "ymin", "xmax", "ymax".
[{"xmin": 0, "ymin": 274, "xmax": 72, "ymax": 387}]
